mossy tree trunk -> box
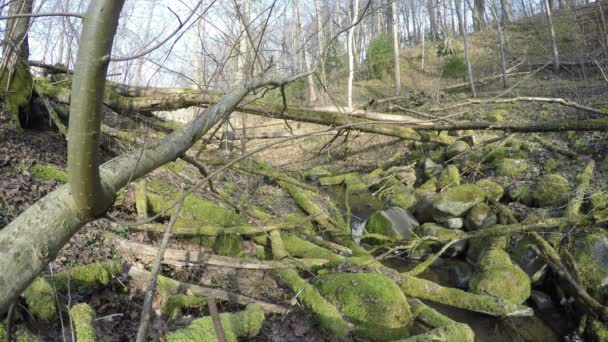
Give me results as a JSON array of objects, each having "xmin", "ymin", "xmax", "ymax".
[{"xmin": 0, "ymin": 0, "xmax": 34, "ymax": 128}]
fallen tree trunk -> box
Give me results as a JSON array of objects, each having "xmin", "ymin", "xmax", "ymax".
[
  {"xmin": 410, "ymin": 118, "xmax": 608, "ymax": 133},
  {"xmin": 430, "ymin": 96, "xmax": 606, "ymax": 115},
  {"xmin": 443, "ymin": 71, "xmax": 529, "ymax": 92},
  {"xmin": 0, "ymin": 69, "xmax": 312, "ymax": 314}
]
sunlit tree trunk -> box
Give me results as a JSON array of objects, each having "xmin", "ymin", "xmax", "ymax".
[
  {"xmin": 348, "ymin": 0, "xmax": 359, "ymax": 109},
  {"xmin": 389, "ymin": 0, "xmax": 401, "ymax": 95},
  {"xmin": 456, "ymin": 0, "xmax": 477, "ymax": 97},
  {"xmin": 295, "ymin": 0, "xmax": 318, "ymax": 104},
  {"xmin": 543, "ymin": 0, "xmax": 560, "ymax": 72},
  {"xmin": 315, "ymin": 0, "xmax": 327, "ymax": 101},
  {"xmin": 500, "ymin": 0, "xmax": 513, "ymax": 24}
]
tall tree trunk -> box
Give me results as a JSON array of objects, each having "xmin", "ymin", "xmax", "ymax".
[
  {"xmin": 135, "ymin": 0, "xmax": 158, "ymax": 86},
  {"xmin": 295, "ymin": 0, "xmax": 318, "ymax": 104},
  {"xmin": 456, "ymin": 0, "xmax": 477, "ymax": 97},
  {"xmin": 543, "ymin": 0, "xmax": 560, "ymax": 72},
  {"xmin": 500, "ymin": 0, "xmax": 513, "ymax": 23},
  {"xmin": 473, "ymin": 0, "xmax": 486, "ymax": 30},
  {"xmin": 1, "ymin": 0, "xmax": 34, "ymax": 128},
  {"xmin": 315, "ymin": 0, "xmax": 327, "ymax": 101},
  {"xmin": 492, "ymin": 1, "xmax": 508, "ymax": 87},
  {"xmin": 348, "ymin": 0, "xmax": 359, "ymax": 109},
  {"xmin": 389, "ymin": 0, "xmax": 401, "ymax": 95}
]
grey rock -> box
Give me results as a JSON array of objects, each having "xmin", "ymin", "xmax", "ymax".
[
  {"xmin": 464, "ymin": 203, "xmax": 497, "ymax": 231},
  {"xmin": 530, "ymin": 290, "xmax": 555, "ymax": 312},
  {"xmin": 446, "ymin": 140, "xmax": 470, "ymax": 159},
  {"xmin": 365, "ymin": 206, "xmax": 420, "ymax": 239},
  {"xmin": 424, "ymin": 158, "xmax": 443, "ymax": 179}
]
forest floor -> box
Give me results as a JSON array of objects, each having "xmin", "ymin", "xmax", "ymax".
[{"xmin": 2, "ymin": 64, "xmax": 608, "ymax": 341}]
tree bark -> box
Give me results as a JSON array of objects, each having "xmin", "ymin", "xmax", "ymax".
[
  {"xmin": 500, "ymin": 0, "xmax": 513, "ymax": 23},
  {"xmin": 456, "ymin": 0, "xmax": 477, "ymax": 97},
  {"xmin": 389, "ymin": 0, "xmax": 401, "ymax": 95},
  {"xmin": 543, "ymin": 0, "xmax": 560, "ymax": 72},
  {"xmin": 347, "ymin": 0, "xmax": 359, "ymax": 109}
]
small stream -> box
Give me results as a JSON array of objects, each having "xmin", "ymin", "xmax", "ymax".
[{"xmin": 324, "ymin": 185, "xmax": 571, "ymax": 342}]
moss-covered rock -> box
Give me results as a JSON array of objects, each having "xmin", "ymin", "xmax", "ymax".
[
  {"xmin": 494, "ymin": 158, "xmax": 528, "ymax": 177},
  {"xmin": 543, "ymin": 157, "xmax": 562, "ymax": 173},
  {"xmin": 70, "ymin": 304, "xmax": 96, "ymax": 342},
  {"xmin": 475, "ymin": 179, "xmax": 504, "ymax": 201},
  {"xmin": 381, "ymin": 184, "xmax": 417, "ymax": 209},
  {"xmin": 432, "ymin": 184, "xmax": 486, "ymax": 219},
  {"xmin": 304, "ymin": 166, "xmax": 333, "ymax": 181},
  {"xmin": 446, "ymin": 141, "xmax": 470, "ymax": 159},
  {"xmin": 532, "ymin": 174, "xmax": 570, "ymax": 207},
  {"xmin": 438, "ymin": 165, "xmax": 461, "ymax": 189},
  {"xmin": 484, "ymin": 146, "xmax": 528, "ymax": 162},
  {"xmin": 509, "ymin": 238, "xmax": 548, "ymax": 284},
  {"xmin": 508, "ymin": 183, "xmax": 534, "ymax": 206},
  {"xmin": 366, "ymin": 207, "xmax": 419, "ymax": 240},
  {"xmin": 464, "ymin": 203, "xmax": 497, "ymax": 231},
  {"xmin": 315, "ymin": 273, "xmax": 412, "ymax": 341},
  {"xmin": 572, "ymin": 233, "xmax": 608, "ymax": 291},
  {"xmin": 590, "ymin": 192, "xmax": 608, "ymax": 210},
  {"xmin": 573, "ymin": 139, "xmax": 589, "ymax": 153},
  {"xmin": 469, "ymin": 246, "xmax": 531, "ymax": 304},
  {"xmin": 423, "ymin": 158, "xmax": 443, "ymax": 179},
  {"xmin": 418, "ymin": 178, "xmax": 438, "ymax": 192},
  {"xmin": 165, "ymin": 304, "xmax": 264, "ymax": 341}
]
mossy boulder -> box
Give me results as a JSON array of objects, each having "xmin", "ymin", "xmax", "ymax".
[
  {"xmin": 438, "ymin": 165, "xmax": 461, "ymax": 189},
  {"xmin": 446, "ymin": 141, "xmax": 470, "ymax": 159},
  {"xmin": 469, "ymin": 246, "xmax": 531, "ymax": 304},
  {"xmin": 423, "ymin": 158, "xmax": 443, "ymax": 179},
  {"xmin": 464, "ymin": 203, "xmax": 497, "ymax": 231},
  {"xmin": 381, "ymin": 184, "xmax": 417, "ymax": 209},
  {"xmin": 475, "ymin": 179, "xmax": 504, "ymax": 201},
  {"xmin": 507, "ymin": 183, "xmax": 534, "ymax": 206},
  {"xmin": 165, "ymin": 304, "xmax": 264, "ymax": 342},
  {"xmin": 418, "ymin": 178, "xmax": 438, "ymax": 192},
  {"xmin": 416, "ymin": 223, "xmax": 467, "ymax": 257},
  {"xmin": 304, "ymin": 166, "xmax": 332, "ymax": 181},
  {"xmin": 494, "ymin": 158, "xmax": 528, "ymax": 177},
  {"xmin": 315, "ymin": 273, "xmax": 413, "ymax": 341},
  {"xmin": 319, "ymin": 172, "xmax": 367, "ymax": 192},
  {"xmin": 572, "ymin": 233, "xmax": 608, "ymax": 291},
  {"xmin": 484, "ymin": 146, "xmax": 528, "ymax": 162},
  {"xmin": 366, "ymin": 207, "xmax": 419, "ymax": 239},
  {"xmin": 432, "ymin": 184, "xmax": 486, "ymax": 219},
  {"xmin": 532, "ymin": 174, "xmax": 570, "ymax": 207},
  {"xmin": 590, "ymin": 192, "xmax": 608, "ymax": 210}
]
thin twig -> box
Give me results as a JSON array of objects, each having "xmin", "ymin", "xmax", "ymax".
[
  {"xmin": 207, "ymin": 297, "xmax": 226, "ymax": 342},
  {"xmin": 135, "ymin": 194, "xmax": 185, "ymax": 342}
]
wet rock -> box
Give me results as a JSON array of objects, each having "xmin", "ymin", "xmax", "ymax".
[
  {"xmin": 532, "ymin": 174, "xmax": 570, "ymax": 207},
  {"xmin": 445, "ymin": 217, "xmax": 464, "ymax": 229},
  {"xmin": 469, "ymin": 245, "xmax": 532, "ymax": 304},
  {"xmin": 435, "ymin": 259, "xmax": 475, "ymax": 289},
  {"xmin": 414, "ymin": 191, "xmax": 435, "ymax": 223},
  {"xmin": 530, "ymin": 290, "xmax": 555, "ymax": 312},
  {"xmin": 464, "ymin": 203, "xmax": 497, "ymax": 231},
  {"xmin": 495, "ymin": 158, "xmax": 529, "ymax": 177},
  {"xmin": 423, "ymin": 158, "xmax": 443, "ymax": 179},
  {"xmin": 365, "ymin": 207, "xmax": 419, "ymax": 239},
  {"xmin": 446, "ymin": 140, "xmax": 470, "ymax": 159},
  {"xmin": 431, "ymin": 184, "xmax": 486, "ymax": 220},
  {"xmin": 315, "ymin": 273, "xmax": 412, "ymax": 341},
  {"xmin": 418, "ymin": 178, "xmax": 437, "ymax": 192},
  {"xmin": 475, "ymin": 179, "xmax": 504, "ymax": 201},
  {"xmin": 438, "ymin": 165, "xmax": 461, "ymax": 189},
  {"xmin": 572, "ymin": 233, "xmax": 608, "ymax": 291},
  {"xmin": 383, "ymin": 184, "xmax": 416, "ymax": 209}
]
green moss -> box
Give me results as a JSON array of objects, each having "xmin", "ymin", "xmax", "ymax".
[
  {"xmin": 485, "ymin": 109, "xmax": 507, "ymax": 122},
  {"xmin": 418, "ymin": 178, "xmax": 437, "ymax": 192},
  {"xmin": 532, "ymin": 174, "xmax": 570, "ymax": 207},
  {"xmin": 442, "ymin": 55, "xmax": 467, "ymax": 78},
  {"xmin": 494, "ymin": 158, "xmax": 528, "ymax": 177},
  {"xmin": 589, "ymin": 192, "xmax": 608, "ymax": 210},
  {"xmin": 147, "ymin": 180, "xmax": 245, "ymax": 231},
  {"xmin": 28, "ymin": 164, "xmax": 68, "ymax": 183},
  {"xmin": 475, "ymin": 179, "xmax": 504, "ymax": 201},
  {"xmin": 165, "ymin": 304, "xmax": 264, "ymax": 342},
  {"xmin": 573, "ymin": 139, "xmax": 589, "ymax": 153},
  {"xmin": 469, "ymin": 247, "xmax": 531, "ymax": 304},
  {"xmin": 0, "ymin": 325, "xmax": 4, "ymax": 342},
  {"xmin": 315, "ymin": 273, "xmax": 412, "ymax": 341},
  {"xmin": 23, "ymin": 277, "xmax": 56, "ymax": 320},
  {"xmin": 2, "ymin": 61, "xmax": 33, "ymax": 127},
  {"xmin": 543, "ymin": 158, "xmax": 561, "ymax": 172},
  {"xmin": 23, "ymin": 261, "xmax": 122, "ymax": 320},
  {"xmin": 404, "ymin": 301, "xmax": 474, "ymax": 342},
  {"xmin": 303, "ymin": 166, "xmax": 333, "ymax": 180},
  {"xmin": 589, "ymin": 319, "xmax": 608, "ymax": 341},
  {"xmin": 70, "ymin": 304, "xmax": 96, "ymax": 342},
  {"xmin": 134, "ymin": 180, "xmax": 147, "ymax": 218},
  {"xmin": 277, "ymin": 269, "xmax": 350, "ymax": 337},
  {"xmin": 484, "ymin": 146, "xmax": 528, "ymax": 162},
  {"xmin": 319, "ymin": 173, "xmax": 367, "ymax": 192},
  {"xmin": 508, "ymin": 183, "xmax": 533, "ymax": 205},
  {"xmin": 164, "ymin": 295, "xmax": 207, "ymax": 320},
  {"xmin": 382, "ymin": 185, "xmax": 416, "ymax": 209},
  {"xmin": 213, "ymin": 235, "xmax": 242, "ymax": 257},
  {"xmin": 281, "ymin": 234, "xmax": 344, "ymax": 263},
  {"xmin": 438, "ymin": 165, "xmax": 461, "ymax": 189}
]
